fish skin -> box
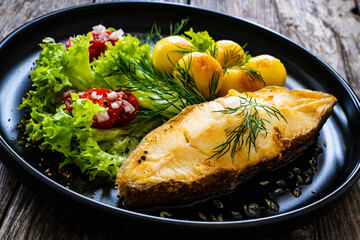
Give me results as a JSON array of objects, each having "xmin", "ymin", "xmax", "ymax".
[{"xmin": 116, "ymin": 86, "xmax": 337, "ymax": 208}]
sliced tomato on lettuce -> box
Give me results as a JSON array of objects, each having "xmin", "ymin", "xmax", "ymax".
[
  {"xmin": 66, "ymin": 24, "xmax": 124, "ymax": 62},
  {"xmin": 115, "ymin": 90, "xmax": 139, "ymax": 126},
  {"xmin": 63, "ymin": 88, "xmax": 139, "ymax": 129}
]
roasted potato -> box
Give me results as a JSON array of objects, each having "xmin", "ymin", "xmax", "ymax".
[
  {"xmin": 208, "ymin": 40, "xmax": 245, "ymax": 68},
  {"xmin": 173, "ymin": 52, "xmax": 224, "ymax": 99},
  {"xmin": 217, "ymin": 68, "xmax": 264, "ymax": 97},
  {"xmin": 246, "ymin": 54, "xmax": 287, "ymax": 87},
  {"xmin": 152, "ymin": 36, "xmax": 194, "ymax": 73}
]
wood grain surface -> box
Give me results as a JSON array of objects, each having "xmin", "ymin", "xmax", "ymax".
[{"xmin": 1, "ymin": 0, "xmax": 360, "ymax": 239}]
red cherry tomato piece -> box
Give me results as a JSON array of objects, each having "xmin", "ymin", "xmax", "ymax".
[
  {"xmin": 115, "ymin": 90, "xmax": 139, "ymax": 126},
  {"xmin": 80, "ymin": 88, "xmax": 123, "ymax": 129},
  {"xmin": 65, "ymin": 38, "xmax": 73, "ymax": 49},
  {"xmin": 81, "ymin": 88, "xmax": 109, "ymax": 101},
  {"xmin": 62, "ymin": 88, "xmax": 139, "ymax": 128},
  {"xmin": 66, "ymin": 29, "xmax": 119, "ymax": 62}
]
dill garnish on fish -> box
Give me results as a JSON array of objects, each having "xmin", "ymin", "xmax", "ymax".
[{"xmin": 210, "ymin": 95, "xmax": 287, "ymax": 160}]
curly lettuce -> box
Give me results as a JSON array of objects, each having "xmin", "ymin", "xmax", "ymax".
[
  {"xmin": 182, "ymin": 28, "xmax": 214, "ymax": 52},
  {"xmin": 91, "ymin": 34, "xmax": 151, "ymax": 90},
  {"xmin": 19, "ymin": 33, "xmax": 157, "ymax": 180},
  {"xmin": 24, "ymin": 94, "xmax": 141, "ymax": 180}
]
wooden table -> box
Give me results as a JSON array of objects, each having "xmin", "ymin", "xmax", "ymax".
[{"xmin": 1, "ymin": 0, "xmax": 360, "ymax": 239}]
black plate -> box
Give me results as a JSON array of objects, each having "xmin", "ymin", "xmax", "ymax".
[{"xmin": 1, "ymin": 1, "xmax": 360, "ymax": 234}]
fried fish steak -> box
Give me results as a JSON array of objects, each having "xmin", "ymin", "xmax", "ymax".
[{"xmin": 116, "ymin": 86, "xmax": 337, "ymax": 208}]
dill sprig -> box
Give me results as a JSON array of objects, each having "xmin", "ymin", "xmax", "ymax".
[
  {"xmin": 169, "ymin": 45, "xmax": 197, "ymax": 55},
  {"xmin": 108, "ymin": 52, "xmax": 186, "ymax": 113},
  {"xmin": 106, "ymin": 50, "xmax": 217, "ymax": 126},
  {"xmin": 106, "ymin": 49, "xmax": 222, "ymax": 125},
  {"xmin": 170, "ymin": 18, "xmax": 190, "ymax": 35},
  {"xmin": 222, "ymin": 47, "xmax": 246, "ymax": 68},
  {"xmin": 241, "ymin": 65, "xmax": 265, "ymax": 85},
  {"xmin": 208, "ymin": 70, "xmax": 221, "ymax": 101},
  {"xmin": 136, "ymin": 54, "xmax": 206, "ymax": 107},
  {"xmin": 209, "ymin": 95, "xmax": 287, "ymax": 160},
  {"xmin": 232, "ymin": 51, "xmax": 265, "ymax": 85},
  {"xmin": 144, "ymin": 18, "xmax": 189, "ymax": 44},
  {"xmin": 207, "ymin": 43, "xmax": 219, "ymax": 59},
  {"xmin": 145, "ymin": 23, "xmax": 162, "ymax": 44}
]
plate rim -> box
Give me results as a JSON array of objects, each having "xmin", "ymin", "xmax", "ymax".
[{"xmin": 1, "ymin": 1, "xmax": 360, "ymax": 230}]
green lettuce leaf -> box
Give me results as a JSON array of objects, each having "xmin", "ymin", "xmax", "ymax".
[
  {"xmin": 63, "ymin": 33, "xmax": 98, "ymax": 90},
  {"xmin": 19, "ymin": 32, "xmax": 168, "ymax": 180},
  {"xmin": 23, "ymin": 94, "xmax": 149, "ymax": 180},
  {"xmin": 19, "ymin": 34, "xmax": 98, "ymax": 113},
  {"xmin": 182, "ymin": 28, "xmax": 215, "ymax": 53},
  {"xmin": 91, "ymin": 34, "xmax": 151, "ymax": 90}
]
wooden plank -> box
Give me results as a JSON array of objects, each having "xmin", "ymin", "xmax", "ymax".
[
  {"xmin": 0, "ymin": 185, "xmax": 134, "ymax": 240},
  {"xmin": 0, "ymin": 0, "xmax": 92, "ymax": 40},
  {"xmin": 191, "ymin": 0, "xmax": 281, "ymax": 30},
  {"xmin": 0, "ymin": 163, "xmax": 18, "ymax": 221},
  {"xmin": 95, "ymin": 0, "xmax": 188, "ymax": 2},
  {"xmin": 315, "ymin": 187, "xmax": 360, "ymax": 240},
  {"xmin": 1, "ymin": 0, "xmax": 360, "ymax": 239},
  {"xmin": 274, "ymin": 0, "xmax": 360, "ymax": 96},
  {"xmin": 356, "ymin": 0, "xmax": 360, "ymax": 14}
]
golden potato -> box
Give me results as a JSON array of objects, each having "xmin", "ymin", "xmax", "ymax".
[
  {"xmin": 174, "ymin": 52, "xmax": 223, "ymax": 100},
  {"xmin": 210, "ymin": 40, "xmax": 245, "ymax": 68},
  {"xmin": 217, "ymin": 68, "xmax": 264, "ymax": 97},
  {"xmin": 152, "ymin": 36, "xmax": 194, "ymax": 73},
  {"xmin": 245, "ymin": 54, "xmax": 287, "ymax": 87}
]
